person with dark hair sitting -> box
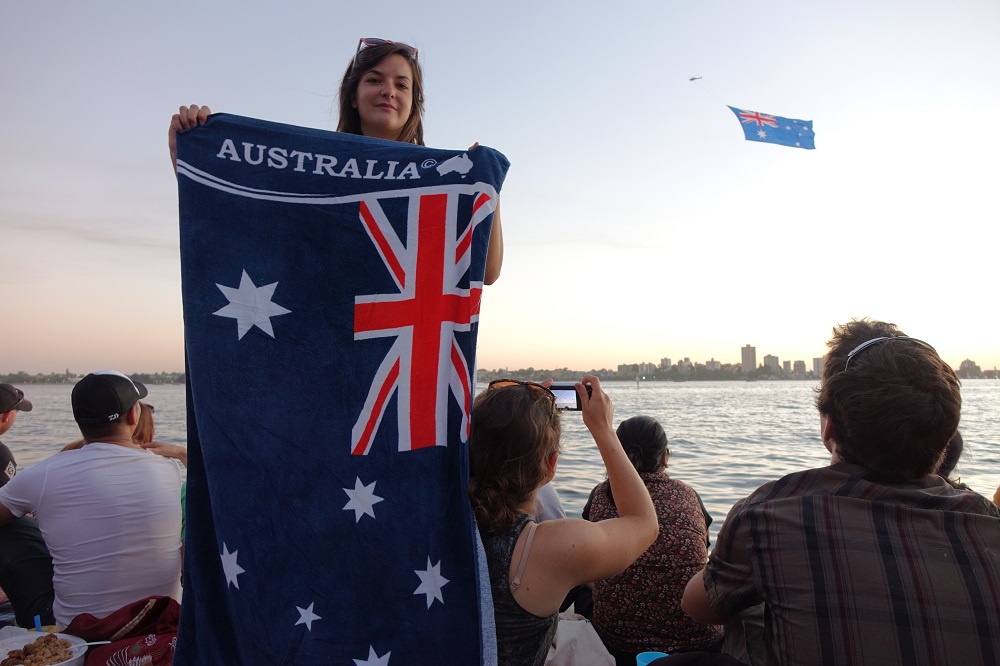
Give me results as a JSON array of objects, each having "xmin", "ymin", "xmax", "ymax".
[
  {"xmin": 584, "ymin": 415, "xmax": 722, "ymax": 665},
  {"xmin": 682, "ymin": 318, "xmax": 1000, "ymax": 666},
  {"xmin": 0, "ymin": 371, "xmax": 183, "ymax": 627}
]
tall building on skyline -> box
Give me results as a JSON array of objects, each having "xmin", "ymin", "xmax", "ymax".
[
  {"xmin": 813, "ymin": 357, "xmax": 825, "ymax": 377},
  {"xmin": 764, "ymin": 354, "xmax": 780, "ymax": 372},
  {"xmin": 741, "ymin": 345, "xmax": 756, "ymax": 374}
]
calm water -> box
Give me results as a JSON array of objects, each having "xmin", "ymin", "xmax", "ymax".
[{"xmin": 7, "ymin": 380, "xmax": 999, "ymax": 541}]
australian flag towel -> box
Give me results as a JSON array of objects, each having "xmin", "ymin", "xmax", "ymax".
[{"xmin": 174, "ymin": 114, "xmax": 508, "ymax": 665}]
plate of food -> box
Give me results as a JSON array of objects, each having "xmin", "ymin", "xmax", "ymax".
[{"xmin": 0, "ymin": 632, "xmax": 88, "ymax": 666}]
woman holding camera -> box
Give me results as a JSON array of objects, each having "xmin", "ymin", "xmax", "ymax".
[
  {"xmin": 469, "ymin": 375, "xmax": 658, "ymax": 665},
  {"xmin": 168, "ymin": 37, "xmax": 503, "ymax": 284}
]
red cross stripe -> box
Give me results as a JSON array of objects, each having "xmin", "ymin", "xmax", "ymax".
[
  {"xmin": 738, "ymin": 110, "xmax": 779, "ymax": 128},
  {"xmin": 352, "ymin": 191, "xmax": 487, "ymax": 454}
]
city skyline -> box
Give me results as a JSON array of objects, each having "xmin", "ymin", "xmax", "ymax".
[{"xmin": 5, "ymin": 343, "xmax": 996, "ymax": 377}]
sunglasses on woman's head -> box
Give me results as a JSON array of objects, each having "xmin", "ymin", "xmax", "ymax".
[
  {"xmin": 487, "ymin": 379, "xmax": 556, "ymax": 408},
  {"xmin": 354, "ymin": 38, "xmax": 418, "ymax": 70}
]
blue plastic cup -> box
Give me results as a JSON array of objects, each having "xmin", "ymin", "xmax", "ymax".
[{"xmin": 636, "ymin": 652, "xmax": 668, "ymax": 666}]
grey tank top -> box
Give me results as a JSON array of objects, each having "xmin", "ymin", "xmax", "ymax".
[{"xmin": 481, "ymin": 513, "xmax": 559, "ymax": 666}]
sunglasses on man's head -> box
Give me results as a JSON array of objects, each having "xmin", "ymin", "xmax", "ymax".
[
  {"xmin": 354, "ymin": 38, "xmax": 418, "ymax": 70},
  {"xmin": 8, "ymin": 388, "xmax": 25, "ymax": 411},
  {"xmin": 844, "ymin": 336, "xmax": 936, "ymax": 371},
  {"xmin": 487, "ymin": 379, "xmax": 556, "ymax": 407}
]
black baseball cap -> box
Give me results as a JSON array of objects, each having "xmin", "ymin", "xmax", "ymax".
[
  {"xmin": 0, "ymin": 384, "xmax": 32, "ymax": 413},
  {"xmin": 72, "ymin": 371, "xmax": 148, "ymax": 425}
]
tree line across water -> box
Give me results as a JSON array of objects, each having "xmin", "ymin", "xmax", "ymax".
[{"xmin": 0, "ymin": 371, "xmax": 186, "ymax": 385}]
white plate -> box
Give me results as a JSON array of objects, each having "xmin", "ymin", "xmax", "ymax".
[{"xmin": 0, "ymin": 632, "xmax": 88, "ymax": 666}]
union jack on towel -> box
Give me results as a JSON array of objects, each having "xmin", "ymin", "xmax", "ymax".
[{"xmin": 174, "ymin": 114, "xmax": 508, "ymax": 665}]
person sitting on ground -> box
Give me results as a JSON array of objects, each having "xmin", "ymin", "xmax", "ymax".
[
  {"xmin": 0, "ymin": 384, "xmax": 55, "ymax": 628},
  {"xmin": 0, "ymin": 371, "xmax": 183, "ymax": 627},
  {"xmin": 63, "ymin": 401, "xmax": 189, "ymax": 543},
  {"xmin": 0, "ymin": 383, "xmax": 32, "ymax": 486},
  {"xmin": 682, "ymin": 318, "xmax": 1000, "ymax": 666},
  {"xmin": 584, "ymin": 416, "xmax": 722, "ymax": 664},
  {"xmin": 468, "ymin": 375, "xmax": 658, "ymax": 666}
]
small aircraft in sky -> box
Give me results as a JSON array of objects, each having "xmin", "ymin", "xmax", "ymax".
[{"xmin": 689, "ymin": 76, "xmax": 702, "ymax": 81}]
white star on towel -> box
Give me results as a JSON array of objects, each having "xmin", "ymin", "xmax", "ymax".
[
  {"xmin": 295, "ymin": 602, "xmax": 321, "ymax": 631},
  {"xmin": 353, "ymin": 646, "xmax": 391, "ymax": 666},
  {"xmin": 343, "ymin": 477, "xmax": 384, "ymax": 523},
  {"xmin": 413, "ymin": 557, "xmax": 449, "ymax": 608},
  {"xmin": 220, "ymin": 543, "xmax": 245, "ymax": 590},
  {"xmin": 214, "ymin": 269, "xmax": 291, "ymax": 339}
]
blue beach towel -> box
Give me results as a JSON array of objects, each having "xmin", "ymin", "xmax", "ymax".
[{"xmin": 174, "ymin": 114, "xmax": 508, "ymax": 665}]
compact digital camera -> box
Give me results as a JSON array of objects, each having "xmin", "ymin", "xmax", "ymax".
[{"xmin": 549, "ymin": 382, "xmax": 593, "ymax": 411}]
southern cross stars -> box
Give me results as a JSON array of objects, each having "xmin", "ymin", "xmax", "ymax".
[
  {"xmin": 413, "ymin": 558, "xmax": 449, "ymax": 608},
  {"xmin": 220, "ymin": 543, "xmax": 245, "ymax": 589},
  {"xmin": 295, "ymin": 602, "xmax": 321, "ymax": 631},
  {"xmin": 214, "ymin": 269, "xmax": 291, "ymax": 340},
  {"xmin": 343, "ymin": 477, "xmax": 384, "ymax": 523}
]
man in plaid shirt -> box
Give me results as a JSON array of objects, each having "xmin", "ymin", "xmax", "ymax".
[{"xmin": 682, "ymin": 318, "xmax": 1000, "ymax": 666}]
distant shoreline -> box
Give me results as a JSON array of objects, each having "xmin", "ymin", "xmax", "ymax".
[{"xmin": 0, "ymin": 372, "xmax": 186, "ymax": 385}]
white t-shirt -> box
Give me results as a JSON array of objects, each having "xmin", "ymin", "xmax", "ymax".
[
  {"xmin": 531, "ymin": 482, "xmax": 567, "ymax": 522},
  {"xmin": 0, "ymin": 443, "xmax": 183, "ymax": 625}
]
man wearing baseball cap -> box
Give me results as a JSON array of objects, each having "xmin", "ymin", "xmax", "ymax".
[
  {"xmin": 0, "ymin": 383, "xmax": 33, "ymax": 486},
  {"xmin": 0, "ymin": 383, "xmax": 56, "ymax": 628},
  {"xmin": 0, "ymin": 371, "xmax": 183, "ymax": 627}
]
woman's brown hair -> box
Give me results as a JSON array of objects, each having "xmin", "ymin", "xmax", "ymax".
[{"xmin": 468, "ymin": 385, "xmax": 562, "ymax": 534}]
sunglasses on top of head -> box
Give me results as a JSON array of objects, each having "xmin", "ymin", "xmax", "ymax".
[
  {"xmin": 353, "ymin": 38, "xmax": 418, "ymax": 70},
  {"xmin": 487, "ymin": 379, "xmax": 556, "ymax": 406},
  {"xmin": 8, "ymin": 388, "xmax": 25, "ymax": 411},
  {"xmin": 843, "ymin": 336, "xmax": 936, "ymax": 371}
]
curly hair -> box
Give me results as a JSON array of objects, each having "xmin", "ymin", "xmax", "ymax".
[
  {"xmin": 816, "ymin": 319, "xmax": 961, "ymax": 482},
  {"xmin": 337, "ymin": 41, "xmax": 425, "ymax": 145},
  {"xmin": 468, "ymin": 385, "xmax": 562, "ymax": 534}
]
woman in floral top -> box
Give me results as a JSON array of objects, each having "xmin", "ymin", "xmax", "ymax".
[{"xmin": 584, "ymin": 416, "xmax": 723, "ymax": 664}]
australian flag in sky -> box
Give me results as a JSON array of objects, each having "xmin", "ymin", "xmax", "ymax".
[
  {"xmin": 174, "ymin": 114, "xmax": 508, "ymax": 665},
  {"xmin": 728, "ymin": 106, "xmax": 815, "ymax": 149}
]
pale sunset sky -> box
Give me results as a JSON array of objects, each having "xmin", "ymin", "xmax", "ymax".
[{"xmin": 2, "ymin": 0, "xmax": 998, "ymax": 374}]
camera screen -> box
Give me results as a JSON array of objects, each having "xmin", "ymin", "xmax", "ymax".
[{"xmin": 551, "ymin": 388, "xmax": 578, "ymax": 410}]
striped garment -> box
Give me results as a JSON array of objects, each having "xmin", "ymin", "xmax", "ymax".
[{"xmin": 704, "ymin": 462, "xmax": 1000, "ymax": 666}]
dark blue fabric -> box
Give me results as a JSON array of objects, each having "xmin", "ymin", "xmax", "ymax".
[
  {"xmin": 174, "ymin": 114, "xmax": 508, "ymax": 665},
  {"xmin": 728, "ymin": 106, "xmax": 816, "ymax": 149}
]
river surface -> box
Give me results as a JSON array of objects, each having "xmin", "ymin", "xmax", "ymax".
[{"xmin": 7, "ymin": 380, "xmax": 999, "ymax": 542}]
